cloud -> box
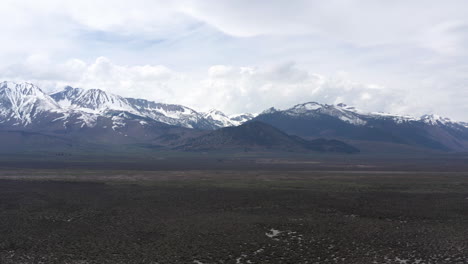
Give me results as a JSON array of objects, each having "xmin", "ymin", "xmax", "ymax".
[
  {"xmin": 0, "ymin": 57, "xmax": 408, "ymax": 116},
  {"xmin": 196, "ymin": 64, "xmax": 404, "ymax": 115},
  {"xmin": 0, "ymin": 1, "xmax": 467, "ymax": 120},
  {"xmin": 4, "ymin": 1, "xmax": 468, "ymax": 51},
  {"xmin": 182, "ymin": 0, "xmax": 468, "ymax": 49}
]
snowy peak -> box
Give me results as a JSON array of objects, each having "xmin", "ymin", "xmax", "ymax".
[
  {"xmin": 50, "ymin": 86, "xmax": 85, "ymax": 105},
  {"xmin": 0, "ymin": 81, "xmax": 61, "ymax": 125},
  {"xmin": 284, "ymin": 102, "xmax": 367, "ymax": 125},
  {"xmin": 205, "ymin": 109, "xmax": 226, "ymax": 117},
  {"xmin": 229, "ymin": 113, "xmax": 255, "ymax": 126},
  {"xmin": 288, "ymin": 101, "xmax": 415, "ymax": 124},
  {"xmin": 420, "ymin": 114, "xmax": 453, "ymax": 126},
  {"xmin": 203, "ymin": 109, "xmax": 235, "ymax": 127},
  {"xmin": 127, "ymin": 98, "xmax": 214, "ymax": 129},
  {"xmin": 78, "ymin": 89, "xmax": 131, "ymax": 111},
  {"xmin": 51, "ymin": 87, "xmax": 133, "ymax": 113},
  {"xmin": 1, "ymin": 81, "xmax": 45, "ymax": 96},
  {"xmin": 291, "ymin": 102, "xmax": 360, "ymax": 115},
  {"xmin": 202, "ymin": 109, "xmax": 255, "ymax": 127},
  {"xmin": 128, "ymin": 98, "xmax": 197, "ymax": 119},
  {"xmin": 257, "ymin": 101, "xmax": 468, "ymax": 129}
]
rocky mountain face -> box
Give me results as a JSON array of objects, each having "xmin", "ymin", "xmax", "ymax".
[{"xmin": 253, "ymin": 102, "xmax": 468, "ymax": 151}]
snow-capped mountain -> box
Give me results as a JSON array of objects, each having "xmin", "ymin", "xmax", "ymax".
[
  {"xmin": 273, "ymin": 101, "xmax": 465, "ymax": 128},
  {"xmin": 0, "ymin": 81, "xmax": 62, "ymax": 126},
  {"xmin": 50, "ymin": 86, "xmax": 250, "ymax": 129},
  {"xmin": 1, "ymin": 82, "xmax": 253, "ymax": 132},
  {"xmin": 253, "ymin": 102, "xmax": 468, "ymax": 151}
]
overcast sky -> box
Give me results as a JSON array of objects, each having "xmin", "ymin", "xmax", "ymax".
[{"xmin": 1, "ymin": 0, "xmax": 467, "ymax": 120}]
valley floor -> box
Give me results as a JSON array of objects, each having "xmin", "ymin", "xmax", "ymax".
[{"xmin": 0, "ymin": 164, "xmax": 467, "ymax": 264}]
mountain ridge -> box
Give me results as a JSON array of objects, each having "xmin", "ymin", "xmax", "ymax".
[
  {"xmin": 253, "ymin": 102, "xmax": 468, "ymax": 151},
  {"xmin": 1, "ymin": 81, "xmax": 468, "ymax": 152}
]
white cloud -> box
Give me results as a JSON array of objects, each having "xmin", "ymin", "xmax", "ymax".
[
  {"xmin": 0, "ymin": 57, "xmax": 409, "ymax": 116},
  {"xmin": 182, "ymin": 0, "xmax": 468, "ymax": 49},
  {"xmin": 0, "ymin": 1, "xmax": 467, "ymax": 120}
]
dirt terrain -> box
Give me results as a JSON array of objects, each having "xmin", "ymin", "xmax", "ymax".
[{"xmin": 0, "ymin": 164, "xmax": 467, "ymax": 264}]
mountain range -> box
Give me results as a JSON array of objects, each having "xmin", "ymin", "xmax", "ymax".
[
  {"xmin": 254, "ymin": 102, "xmax": 468, "ymax": 152},
  {"xmin": 1, "ymin": 81, "xmax": 467, "ymax": 153}
]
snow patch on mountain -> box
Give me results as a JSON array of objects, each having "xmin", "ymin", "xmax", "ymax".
[
  {"xmin": 77, "ymin": 112, "xmax": 99, "ymax": 128},
  {"xmin": 368, "ymin": 112, "xmax": 417, "ymax": 124},
  {"xmin": 285, "ymin": 102, "xmax": 367, "ymax": 126},
  {"xmin": 111, "ymin": 115, "xmax": 126, "ymax": 131},
  {"xmin": 229, "ymin": 113, "xmax": 256, "ymax": 126},
  {"xmin": 203, "ymin": 110, "xmax": 256, "ymax": 127}
]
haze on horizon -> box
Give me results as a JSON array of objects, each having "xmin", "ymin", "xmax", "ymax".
[{"xmin": 1, "ymin": 0, "xmax": 467, "ymax": 121}]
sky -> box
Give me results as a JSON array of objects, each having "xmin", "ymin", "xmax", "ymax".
[{"xmin": 0, "ymin": 0, "xmax": 467, "ymax": 120}]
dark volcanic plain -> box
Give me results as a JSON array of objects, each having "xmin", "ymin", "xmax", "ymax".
[{"xmin": 0, "ymin": 154, "xmax": 467, "ymax": 264}]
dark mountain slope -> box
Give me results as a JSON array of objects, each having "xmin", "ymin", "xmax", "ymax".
[{"xmin": 178, "ymin": 121, "xmax": 359, "ymax": 153}]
